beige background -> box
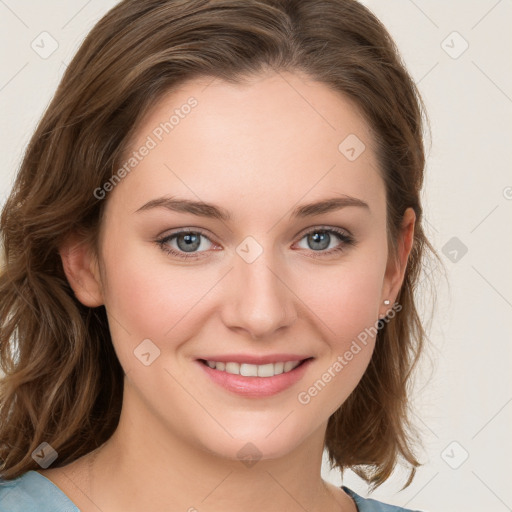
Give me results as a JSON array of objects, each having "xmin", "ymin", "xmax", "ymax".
[{"xmin": 1, "ymin": 1, "xmax": 511, "ymax": 511}]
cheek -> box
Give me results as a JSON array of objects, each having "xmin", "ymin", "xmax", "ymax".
[
  {"xmin": 99, "ymin": 238, "xmax": 217, "ymax": 358},
  {"xmin": 295, "ymin": 256, "xmax": 385, "ymax": 339},
  {"xmin": 290, "ymin": 255, "xmax": 385, "ymax": 394}
]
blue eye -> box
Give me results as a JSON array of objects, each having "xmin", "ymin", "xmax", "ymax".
[
  {"xmin": 157, "ymin": 229, "xmax": 214, "ymax": 259},
  {"xmin": 296, "ymin": 228, "xmax": 355, "ymax": 258},
  {"xmin": 156, "ymin": 226, "xmax": 355, "ymax": 260}
]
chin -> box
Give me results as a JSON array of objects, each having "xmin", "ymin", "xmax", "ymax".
[{"xmin": 195, "ymin": 424, "xmax": 311, "ymax": 465}]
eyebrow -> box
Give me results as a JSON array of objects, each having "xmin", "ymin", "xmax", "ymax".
[{"xmin": 135, "ymin": 195, "xmax": 370, "ymax": 221}]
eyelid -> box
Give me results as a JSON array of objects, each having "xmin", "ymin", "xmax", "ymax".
[
  {"xmin": 158, "ymin": 227, "xmax": 216, "ymax": 243},
  {"xmin": 291, "ymin": 225, "xmax": 355, "ymax": 259},
  {"xmin": 156, "ymin": 225, "xmax": 355, "ymax": 260},
  {"xmin": 158, "ymin": 225, "xmax": 352, "ymax": 244},
  {"xmin": 294, "ymin": 224, "xmax": 353, "ymax": 240},
  {"xmin": 155, "ymin": 228, "xmax": 218, "ymax": 260}
]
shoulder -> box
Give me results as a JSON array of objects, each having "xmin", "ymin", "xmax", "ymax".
[
  {"xmin": 342, "ymin": 486, "xmax": 424, "ymax": 512},
  {"xmin": 0, "ymin": 470, "xmax": 79, "ymax": 512}
]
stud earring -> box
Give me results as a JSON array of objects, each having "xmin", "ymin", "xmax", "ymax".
[{"xmin": 378, "ymin": 299, "xmax": 391, "ymax": 324}]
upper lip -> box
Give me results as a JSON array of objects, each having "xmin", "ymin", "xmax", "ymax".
[{"xmin": 197, "ymin": 354, "xmax": 313, "ymax": 365}]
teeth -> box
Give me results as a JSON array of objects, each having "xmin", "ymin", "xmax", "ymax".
[
  {"xmin": 204, "ymin": 360, "xmax": 302, "ymax": 377},
  {"xmin": 283, "ymin": 361, "xmax": 297, "ymax": 372}
]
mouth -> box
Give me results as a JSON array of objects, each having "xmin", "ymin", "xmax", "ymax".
[
  {"xmin": 197, "ymin": 357, "xmax": 313, "ymax": 377},
  {"xmin": 195, "ymin": 357, "xmax": 315, "ymax": 397}
]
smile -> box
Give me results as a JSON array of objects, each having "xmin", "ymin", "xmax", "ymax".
[
  {"xmin": 196, "ymin": 358, "xmax": 314, "ymax": 397},
  {"xmin": 200, "ymin": 359, "xmax": 307, "ymax": 377}
]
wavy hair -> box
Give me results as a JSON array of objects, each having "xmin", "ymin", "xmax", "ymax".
[{"xmin": 0, "ymin": 0, "xmax": 441, "ymax": 488}]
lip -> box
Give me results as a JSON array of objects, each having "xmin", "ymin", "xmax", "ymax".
[
  {"xmin": 197, "ymin": 353, "xmax": 311, "ymax": 365},
  {"xmin": 196, "ymin": 357, "xmax": 314, "ymax": 397}
]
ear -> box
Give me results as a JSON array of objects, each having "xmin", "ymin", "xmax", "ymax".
[
  {"xmin": 380, "ymin": 207, "xmax": 416, "ymax": 315},
  {"xmin": 59, "ymin": 234, "xmax": 104, "ymax": 308}
]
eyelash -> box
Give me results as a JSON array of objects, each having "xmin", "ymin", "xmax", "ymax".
[{"xmin": 156, "ymin": 226, "xmax": 356, "ymax": 261}]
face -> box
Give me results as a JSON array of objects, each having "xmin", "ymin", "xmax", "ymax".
[{"xmin": 74, "ymin": 71, "xmax": 411, "ymax": 462}]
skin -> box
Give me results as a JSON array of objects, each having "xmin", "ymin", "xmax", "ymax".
[{"xmin": 41, "ymin": 70, "xmax": 415, "ymax": 512}]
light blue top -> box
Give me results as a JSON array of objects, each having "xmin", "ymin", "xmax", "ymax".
[{"xmin": 0, "ymin": 470, "xmax": 421, "ymax": 511}]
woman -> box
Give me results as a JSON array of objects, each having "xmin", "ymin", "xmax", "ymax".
[{"xmin": 0, "ymin": 1, "xmax": 439, "ymax": 510}]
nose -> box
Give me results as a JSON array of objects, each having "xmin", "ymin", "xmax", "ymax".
[{"xmin": 220, "ymin": 246, "xmax": 298, "ymax": 339}]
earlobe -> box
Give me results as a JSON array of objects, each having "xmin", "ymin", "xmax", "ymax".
[
  {"xmin": 59, "ymin": 235, "xmax": 104, "ymax": 308},
  {"xmin": 381, "ymin": 208, "xmax": 416, "ymax": 307}
]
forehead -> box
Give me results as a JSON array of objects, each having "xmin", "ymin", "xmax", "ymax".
[{"xmin": 107, "ymin": 71, "xmax": 385, "ymax": 221}]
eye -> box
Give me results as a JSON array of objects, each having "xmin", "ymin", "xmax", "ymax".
[
  {"xmin": 294, "ymin": 227, "xmax": 355, "ymax": 258},
  {"xmin": 156, "ymin": 229, "xmax": 215, "ymax": 260},
  {"xmin": 156, "ymin": 226, "xmax": 356, "ymax": 261}
]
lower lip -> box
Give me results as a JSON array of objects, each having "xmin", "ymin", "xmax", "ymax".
[{"xmin": 196, "ymin": 358, "xmax": 314, "ymax": 397}]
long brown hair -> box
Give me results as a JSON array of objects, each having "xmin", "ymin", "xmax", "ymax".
[{"xmin": 0, "ymin": 0, "xmax": 441, "ymax": 488}]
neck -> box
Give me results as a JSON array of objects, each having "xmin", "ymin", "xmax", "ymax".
[{"xmin": 82, "ymin": 382, "xmax": 352, "ymax": 512}]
